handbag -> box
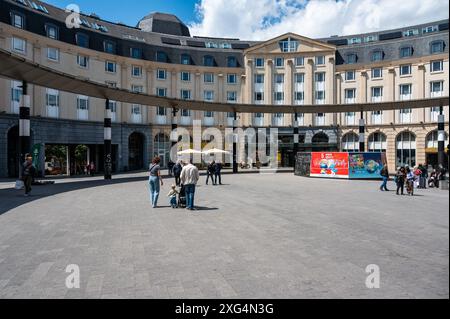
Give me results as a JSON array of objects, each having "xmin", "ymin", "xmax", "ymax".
[{"xmin": 15, "ymin": 180, "xmax": 24, "ymax": 190}]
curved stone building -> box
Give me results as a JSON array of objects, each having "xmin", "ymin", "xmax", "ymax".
[{"xmin": 0, "ymin": 0, "xmax": 448, "ymax": 177}]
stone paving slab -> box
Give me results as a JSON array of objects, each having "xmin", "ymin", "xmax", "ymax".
[{"xmin": 0, "ymin": 172, "xmax": 448, "ymax": 299}]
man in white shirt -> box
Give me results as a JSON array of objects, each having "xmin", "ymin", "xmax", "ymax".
[{"xmin": 180, "ymin": 161, "xmax": 200, "ymax": 210}]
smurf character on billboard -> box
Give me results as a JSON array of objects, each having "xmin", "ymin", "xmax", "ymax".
[
  {"xmin": 319, "ymin": 158, "xmax": 338, "ymax": 176},
  {"xmin": 319, "ymin": 159, "xmax": 328, "ymax": 175},
  {"xmin": 327, "ymin": 159, "xmax": 338, "ymax": 177}
]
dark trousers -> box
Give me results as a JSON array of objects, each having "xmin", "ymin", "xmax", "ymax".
[
  {"xmin": 215, "ymin": 172, "xmax": 222, "ymax": 185},
  {"xmin": 175, "ymin": 176, "xmax": 181, "ymax": 186},
  {"xmin": 23, "ymin": 176, "xmax": 32, "ymax": 194},
  {"xmin": 396, "ymin": 182, "xmax": 404, "ymax": 195},
  {"xmin": 206, "ymin": 172, "xmax": 215, "ymax": 185}
]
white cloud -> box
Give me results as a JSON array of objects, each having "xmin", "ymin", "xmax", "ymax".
[{"xmin": 189, "ymin": 0, "xmax": 449, "ymax": 40}]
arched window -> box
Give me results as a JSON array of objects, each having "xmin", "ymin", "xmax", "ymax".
[
  {"xmin": 341, "ymin": 133, "xmax": 359, "ymax": 152},
  {"xmin": 426, "ymin": 130, "xmax": 449, "ymax": 149},
  {"xmin": 396, "ymin": 131, "xmax": 416, "ymax": 167},
  {"xmin": 368, "ymin": 132, "xmax": 387, "ymax": 152},
  {"xmin": 312, "ymin": 132, "xmax": 329, "ymax": 144}
]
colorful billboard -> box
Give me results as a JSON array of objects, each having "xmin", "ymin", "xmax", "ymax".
[
  {"xmin": 348, "ymin": 153, "xmax": 387, "ymax": 179},
  {"xmin": 310, "ymin": 152, "xmax": 349, "ymax": 179}
]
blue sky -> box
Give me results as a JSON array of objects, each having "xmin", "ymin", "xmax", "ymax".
[{"xmin": 44, "ymin": 0, "xmax": 200, "ymax": 26}]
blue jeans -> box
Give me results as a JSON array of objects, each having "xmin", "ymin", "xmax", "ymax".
[
  {"xmin": 170, "ymin": 196, "xmax": 177, "ymax": 207},
  {"xmin": 380, "ymin": 176, "xmax": 388, "ymax": 191},
  {"xmin": 149, "ymin": 176, "xmax": 160, "ymax": 207},
  {"xmin": 184, "ymin": 184, "xmax": 196, "ymax": 209}
]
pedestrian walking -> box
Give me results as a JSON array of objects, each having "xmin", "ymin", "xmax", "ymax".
[
  {"xmin": 406, "ymin": 167, "xmax": 415, "ymax": 196},
  {"xmin": 168, "ymin": 160, "xmax": 175, "ymax": 177},
  {"xmin": 395, "ymin": 167, "xmax": 406, "ymax": 195},
  {"xmin": 180, "ymin": 161, "xmax": 200, "ymax": 210},
  {"xmin": 22, "ymin": 154, "xmax": 36, "ymax": 197},
  {"xmin": 206, "ymin": 161, "xmax": 216, "ymax": 185},
  {"xmin": 167, "ymin": 184, "xmax": 179, "ymax": 209},
  {"xmin": 214, "ymin": 161, "xmax": 223, "ymax": 185},
  {"xmin": 149, "ymin": 157, "xmax": 164, "ymax": 208},
  {"xmin": 89, "ymin": 161, "xmax": 95, "ymax": 176},
  {"xmin": 379, "ymin": 165, "xmax": 390, "ymax": 191}
]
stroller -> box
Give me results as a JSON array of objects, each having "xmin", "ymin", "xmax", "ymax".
[{"xmin": 178, "ymin": 185, "xmax": 187, "ymax": 208}]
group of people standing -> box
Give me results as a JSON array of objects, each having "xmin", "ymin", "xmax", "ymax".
[
  {"xmin": 148, "ymin": 157, "xmax": 200, "ymax": 210},
  {"xmin": 381, "ymin": 163, "xmax": 445, "ymax": 196},
  {"xmin": 206, "ymin": 161, "xmax": 223, "ymax": 186}
]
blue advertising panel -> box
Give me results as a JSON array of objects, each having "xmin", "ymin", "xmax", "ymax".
[{"xmin": 348, "ymin": 153, "xmax": 387, "ymax": 179}]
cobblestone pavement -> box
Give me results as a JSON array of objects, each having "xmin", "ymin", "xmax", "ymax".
[{"xmin": 0, "ymin": 172, "xmax": 448, "ymax": 299}]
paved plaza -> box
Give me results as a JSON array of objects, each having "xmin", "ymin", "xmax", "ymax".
[{"xmin": 0, "ymin": 171, "xmax": 448, "ymax": 299}]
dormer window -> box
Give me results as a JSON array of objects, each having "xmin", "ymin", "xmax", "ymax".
[
  {"xmin": 11, "ymin": 12, "xmax": 25, "ymax": 29},
  {"xmin": 279, "ymin": 37, "xmax": 299, "ymax": 52},
  {"xmin": 104, "ymin": 40, "xmax": 116, "ymax": 54},
  {"xmin": 131, "ymin": 47, "xmax": 142, "ymax": 59},
  {"xmin": 75, "ymin": 33, "xmax": 89, "ymax": 48},
  {"xmin": 45, "ymin": 24, "xmax": 58, "ymax": 40},
  {"xmin": 400, "ymin": 46, "xmax": 413, "ymax": 58},
  {"xmin": 430, "ymin": 41, "xmax": 445, "ymax": 54},
  {"xmin": 371, "ymin": 50, "xmax": 384, "ymax": 62},
  {"xmin": 156, "ymin": 51, "xmax": 168, "ymax": 62},
  {"xmin": 203, "ymin": 55, "xmax": 215, "ymax": 67},
  {"xmin": 227, "ymin": 56, "xmax": 238, "ymax": 68},
  {"xmin": 346, "ymin": 53, "xmax": 357, "ymax": 64},
  {"xmin": 180, "ymin": 54, "xmax": 191, "ymax": 65}
]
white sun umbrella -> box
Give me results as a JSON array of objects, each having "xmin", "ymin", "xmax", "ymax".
[
  {"xmin": 203, "ymin": 148, "xmax": 231, "ymax": 155},
  {"xmin": 177, "ymin": 149, "xmax": 203, "ymax": 155}
]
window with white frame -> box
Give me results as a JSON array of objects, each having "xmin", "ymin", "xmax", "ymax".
[
  {"xmin": 315, "ymin": 113, "xmax": 325, "ymax": 126},
  {"xmin": 46, "ymin": 88, "xmax": 59, "ymax": 118},
  {"xmin": 181, "ymin": 109, "xmax": 191, "ymax": 117},
  {"xmin": 10, "ymin": 80, "xmax": 22, "ymax": 114},
  {"xmin": 105, "ymin": 61, "xmax": 116, "ymax": 73},
  {"xmin": 109, "ymin": 100, "xmax": 117, "ymax": 122},
  {"xmin": 396, "ymin": 132, "xmax": 416, "ymax": 167},
  {"xmin": 274, "ymin": 74, "xmax": 284, "ymax": 84},
  {"xmin": 430, "ymin": 60, "xmax": 443, "ymax": 72},
  {"xmin": 274, "ymin": 92, "xmax": 284, "ymax": 102},
  {"xmin": 430, "ymin": 107, "xmax": 441, "ymax": 122},
  {"xmin": 345, "ymin": 112, "xmax": 356, "ymax": 125},
  {"xmin": 315, "ymin": 91, "xmax": 325, "ymax": 102},
  {"xmin": 254, "ymin": 92, "xmax": 264, "ymax": 103},
  {"xmin": 77, "ymin": 55, "xmax": 89, "ymax": 68},
  {"xmin": 400, "ymin": 84, "xmax": 412, "ymax": 100},
  {"xmin": 132, "ymin": 85, "xmax": 143, "ymax": 93},
  {"xmin": 399, "ymin": 108, "xmax": 412, "ymax": 123},
  {"xmin": 400, "ymin": 64, "xmax": 412, "ymax": 76},
  {"xmin": 371, "ymin": 67, "xmax": 382, "ymax": 79},
  {"xmin": 341, "ymin": 133, "xmax": 359, "ymax": 152},
  {"xmin": 295, "ymin": 57, "xmax": 304, "ymax": 66},
  {"xmin": 157, "ymin": 69, "xmax": 167, "ymax": 80},
  {"xmin": 430, "ymin": 81, "xmax": 443, "ymax": 97},
  {"xmin": 294, "ymin": 91, "xmax": 304, "ymax": 103},
  {"xmin": 12, "ymin": 37, "xmax": 26, "ymax": 53},
  {"xmin": 204, "ymin": 90, "xmax": 214, "ymax": 102},
  {"xmin": 45, "ymin": 24, "xmax": 58, "ymax": 39},
  {"xmin": 254, "ymin": 74, "xmax": 265, "ymax": 84},
  {"xmin": 157, "ymin": 107, "xmax": 166, "ymax": 116},
  {"xmin": 132, "ymin": 65, "xmax": 142, "ymax": 77},
  {"xmin": 11, "ymin": 12, "xmax": 24, "ymax": 29},
  {"xmin": 275, "ymin": 57, "xmax": 284, "ymax": 68},
  {"xmin": 430, "ymin": 40, "xmax": 444, "ymax": 54},
  {"xmin": 204, "ymin": 73, "xmax": 214, "ymax": 83},
  {"xmin": 227, "ymin": 91, "xmax": 237, "ymax": 103},
  {"xmin": 315, "ymin": 72, "xmax": 325, "ymax": 82},
  {"xmin": 227, "ymin": 73, "xmax": 237, "ymax": 84},
  {"xmin": 156, "ymin": 87, "xmax": 167, "ymax": 97},
  {"xmin": 315, "ymin": 56, "xmax": 325, "ymax": 65},
  {"xmin": 279, "ymin": 37, "xmax": 298, "ymax": 52},
  {"xmin": 76, "ymin": 95, "xmax": 89, "ymax": 120},
  {"xmin": 181, "ymin": 89, "xmax": 191, "ymax": 100},
  {"xmin": 255, "ymin": 58, "xmax": 264, "ymax": 68},
  {"xmin": 345, "ymin": 89, "xmax": 356, "ymax": 104},
  {"xmin": 294, "ymin": 73, "xmax": 304, "ymax": 83},
  {"xmin": 131, "ymin": 104, "xmax": 141, "ymax": 115},
  {"xmin": 181, "ymin": 71, "xmax": 191, "ymax": 82},
  {"xmin": 371, "ymin": 87, "xmax": 383, "ymax": 102},
  {"xmin": 371, "ymin": 110, "xmax": 383, "ymax": 124},
  {"xmin": 47, "ymin": 47, "xmax": 59, "ymax": 61},
  {"xmin": 345, "ymin": 70, "xmax": 355, "ymax": 81}
]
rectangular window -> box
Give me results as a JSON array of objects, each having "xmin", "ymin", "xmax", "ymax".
[
  {"xmin": 275, "ymin": 74, "xmax": 284, "ymax": 84},
  {"xmin": 399, "ymin": 108, "xmax": 412, "ymax": 123},
  {"xmin": 131, "ymin": 105, "xmax": 141, "ymax": 114},
  {"xmin": 274, "ymin": 92, "xmax": 284, "ymax": 101},
  {"xmin": 131, "ymin": 85, "xmax": 143, "ymax": 94},
  {"xmin": 400, "ymin": 84, "xmax": 412, "ymax": 100},
  {"xmin": 227, "ymin": 91, "xmax": 237, "ymax": 103},
  {"xmin": 430, "ymin": 81, "xmax": 444, "ymax": 97},
  {"xmin": 104, "ymin": 41, "xmax": 116, "ymax": 54},
  {"xmin": 315, "ymin": 72, "xmax": 325, "ymax": 82},
  {"xmin": 46, "ymin": 88, "xmax": 60, "ymax": 116},
  {"xmin": 295, "ymin": 57, "xmax": 304, "ymax": 66},
  {"xmin": 400, "ymin": 47, "xmax": 413, "ymax": 58},
  {"xmin": 156, "ymin": 88, "xmax": 167, "ymax": 97},
  {"xmin": 315, "ymin": 56, "xmax": 325, "ymax": 65},
  {"xmin": 294, "ymin": 91, "xmax": 304, "ymax": 101},
  {"xmin": 157, "ymin": 107, "xmax": 166, "ymax": 116},
  {"xmin": 204, "ymin": 73, "xmax": 214, "ymax": 83},
  {"xmin": 181, "ymin": 109, "xmax": 191, "ymax": 117},
  {"xmin": 254, "ymin": 74, "xmax": 265, "ymax": 84},
  {"xmin": 400, "ymin": 64, "xmax": 412, "ymax": 76},
  {"xmin": 11, "ymin": 80, "xmax": 22, "ymax": 114},
  {"xmin": 423, "ymin": 25, "xmax": 438, "ymax": 34},
  {"xmin": 181, "ymin": 71, "xmax": 191, "ymax": 82},
  {"xmin": 371, "ymin": 51, "xmax": 383, "ymax": 62},
  {"xmin": 431, "ymin": 60, "xmax": 443, "ymax": 72},
  {"xmin": 345, "ymin": 71, "xmax": 355, "ymax": 81},
  {"xmin": 349, "ymin": 37, "xmax": 361, "ymax": 45},
  {"xmin": 131, "ymin": 47, "xmax": 142, "ymax": 59},
  {"xmin": 77, "ymin": 55, "xmax": 89, "ymax": 68},
  {"xmin": 47, "ymin": 47, "xmax": 59, "ymax": 61},
  {"xmin": 77, "ymin": 95, "xmax": 89, "ymax": 120},
  {"xmin": 275, "ymin": 57, "xmax": 284, "ymax": 68},
  {"xmin": 11, "ymin": 12, "xmax": 24, "ymax": 29},
  {"xmin": 254, "ymin": 92, "xmax": 264, "ymax": 102},
  {"xmin": 204, "ymin": 90, "xmax": 214, "ymax": 101},
  {"xmin": 315, "ymin": 91, "xmax": 325, "ymax": 101},
  {"xmin": 227, "ymin": 73, "xmax": 237, "ymax": 84},
  {"xmin": 255, "ymin": 58, "xmax": 264, "ymax": 68},
  {"xmin": 371, "ymin": 87, "xmax": 383, "ymax": 102},
  {"xmin": 76, "ymin": 33, "xmax": 89, "ymax": 48},
  {"xmin": 181, "ymin": 90, "xmax": 191, "ymax": 100},
  {"xmin": 181, "ymin": 54, "xmax": 190, "ymax": 65},
  {"xmin": 431, "ymin": 41, "xmax": 444, "ymax": 54},
  {"xmin": 294, "ymin": 73, "xmax": 304, "ymax": 83},
  {"xmin": 45, "ymin": 24, "xmax": 58, "ymax": 39},
  {"xmin": 132, "ymin": 66, "xmax": 142, "ymax": 77},
  {"xmin": 345, "ymin": 89, "xmax": 356, "ymax": 102},
  {"xmin": 371, "ymin": 68, "xmax": 383, "ymax": 79},
  {"xmin": 157, "ymin": 69, "xmax": 167, "ymax": 80},
  {"xmin": 105, "ymin": 61, "xmax": 116, "ymax": 73},
  {"xmin": 12, "ymin": 37, "xmax": 26, "ymax": 53}
]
